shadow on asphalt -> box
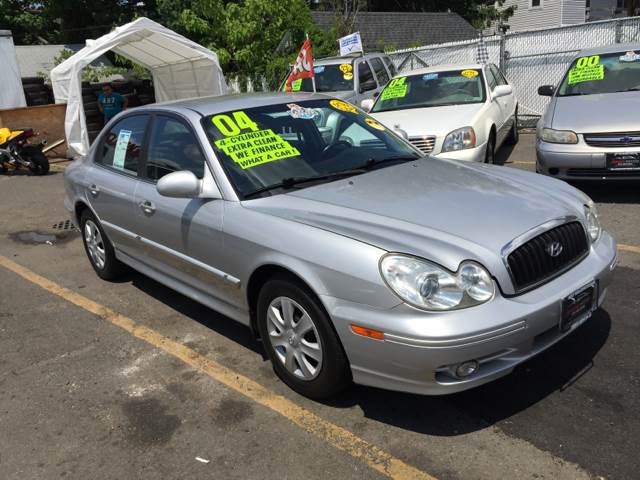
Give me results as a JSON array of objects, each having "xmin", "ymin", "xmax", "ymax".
[
  {"xmin": 495, "ymin": 143, "xmax": 517, "ymax": 166},
  {"xmin": 115, "ymin": 265, "xmax": 612, "ymax": 438},
  {"xmin": 128, "ymin": 271, "xmax": 264, "ymax": 356},
  {"xmin": 569, "ymin": 181, "xmax": 640, "ymax": 205},
  {"xmin": 323, "ymin": 309, "xmax": 611, "ymax": 436}
]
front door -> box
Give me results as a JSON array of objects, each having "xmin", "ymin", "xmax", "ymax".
[{"xmin": 132, "ymin": 114, "xmax": 233, "ymax": 304}]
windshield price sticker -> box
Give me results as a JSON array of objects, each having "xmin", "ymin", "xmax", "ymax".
[
  {"xmin": 461, "ymin": 69, "xmax": 478, "ymax": 78},
  {"xmin": 568, "ymin": 55, "xmax": 604, "ymax": 85},
  {"xmin": 343, "ymin": 72, "xmax": 353, "ymax": 80},
  {"xmin": 113, "ymin": 129, "xmax": 132, "ymax": 170},
  {"xmin": 365, "ymin": 118, "xmax": 386, "ymax": 131},
  {"xmin": 212, "ymin": 111, "xmax": 300, "ymax": 169},
  {"xmin": 291, "ymin": 79, "xmax": 302, "ymax": 92},
  {"xmin": 339, "ymin": 63, "xmax": 353, "ymax": 73},
  {"xmin": 329, "ymin": 99, "xmax": 358, "ymax": 114},
  {"xmin": 380, "ymin": 77, "xmax": 407, "ymax": 101}
]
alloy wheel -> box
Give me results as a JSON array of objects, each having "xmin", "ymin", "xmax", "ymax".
[
  {"xmin": 266, "ymin": 296, "xmax": 323, "ymax": 381},
  {"xmin": 84, "ymin": 219, "xmax": 106, "ymax": 270}
]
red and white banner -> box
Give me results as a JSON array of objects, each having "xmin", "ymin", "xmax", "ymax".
[{"xmin": 285, "ymin": 39, "xmax": 314, "ymax": 92}]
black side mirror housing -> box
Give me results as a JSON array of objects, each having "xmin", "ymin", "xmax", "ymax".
[{"xmin": 538, "ymin": 85, "xmax": 555, "ymax": 97}]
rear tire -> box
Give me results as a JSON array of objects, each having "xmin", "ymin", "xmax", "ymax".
[
  {"xmin": 257, "ymin": 276, "xmax": 351, "ymax": 399},
  {"xmin": 80, "ymin": 209, "xmax": 128, "ymax": 281}
]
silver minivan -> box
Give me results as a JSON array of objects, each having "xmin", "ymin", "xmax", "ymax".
[{"xmin": 286, "ymin": 52, "xmax": 396, "ymax": 105}]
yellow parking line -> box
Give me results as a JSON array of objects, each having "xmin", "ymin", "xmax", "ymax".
[
  {"xmin": 0, "ymin": 255, "xmax": 436, "ymax": 480},
  {"xmin": 619, "ymin": 244, "xmax": 640, "ymax": 255}
]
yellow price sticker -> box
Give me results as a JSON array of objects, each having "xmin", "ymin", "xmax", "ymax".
[
  {"xmin": 365, "ymin": 118, "xmax": 385, "ymax": 131},
  {"xmin": 339, "ymin": 63, "xmax": 353, "ymax": 74},
  {"xmin": 329, "ymin": 99, "xmax": 358, "ymax": 114},
  {"xmin": 343, "ymin": 72, "xmax": 353, "ymax": 81},
  {"xmin": 461, "ymin": 69, "xmax": 479, "ymax": 79},
  {"xmin": 568, "ymin": 55, "xmax": 603, "ymax": 85},
  {"xmin": 380, "ymin": 77, "xmax": 407, "ymax": 101}
]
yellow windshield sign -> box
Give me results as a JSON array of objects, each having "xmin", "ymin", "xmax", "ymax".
[
  {"xmin": 568, "ymin": 55, "xmax": 603, "ymax": 85},
  {"xmin": 212, "ymin": 111, "xmax": 300, "ymax": 169},
  {"xmin": 380, "ymin": 77, "xmax": 407, "ymax": 101}
]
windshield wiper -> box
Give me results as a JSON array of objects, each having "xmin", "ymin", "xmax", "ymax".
[
  {"xmin": 352, "ymin": 155, "xmax": 421, "ymax": 170},
  {"xmin": 243, "ymin": 169, "xmax": 368, "ymax": 199}
]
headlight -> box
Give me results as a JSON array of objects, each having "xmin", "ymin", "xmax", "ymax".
[
  {"xmin": 442, "ymin": 127, "xmax": 476, "ymax": 152},
  {"xmin": 539, "ymin": 128, "xmax": 578, "ymax": 144},
  {"xmin": 584, "ymin": 200, "xmax": 601, "ymax": 242},
  {"xmin": 380, "ymin": 255, "xmax": 495, "ymax": 311}
]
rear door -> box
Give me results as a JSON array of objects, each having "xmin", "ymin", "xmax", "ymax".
[
  {"xmin": 133, "ymin": 113, "xmax": 231, "ymax": 302},
  {"xmin": 485, "ymin": 65, "xmax": 508, "ymax": 143},
  {"xmin": 491, "ymin": 64, "xmax": 517, "ymax": 138},
  {"xmin": 86, "ymin": 114, "xmax": 149, "ymax": 258}
]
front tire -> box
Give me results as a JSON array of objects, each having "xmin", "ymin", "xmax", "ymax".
[
  {"xmin": 257, "ymin": 276, "xmax": 351, "ymax": 399},
  {"xmin": 80, "ymin": 209, "xmax": 127, "ymax": 280},
  {"xmin": 484, "ymin": 132, "xmax": 496, "ymax": 164},
  {"xmin": 506, "ymin": 108, "xmax": 519, "ymax": 145}
]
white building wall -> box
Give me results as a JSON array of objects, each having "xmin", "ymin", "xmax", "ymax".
[
  {"xmin": 561, "ymin": 0, "xmax": 587, "ymax": 24},
  {"xmin": 502, "ymin": 0, "xmax": 563, "ymax": 32}
]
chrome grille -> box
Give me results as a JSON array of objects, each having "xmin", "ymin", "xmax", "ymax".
[
  {"xmin": 583, "ymin": 132, "xmax": 640, "ymax": 148},
  {"xmin": 506, "ymin": 222, "xmax": 589, "ymax": 293},
  {"xmin": 409, "ymin": 136, "xmax": 436, "ymax": 154}
]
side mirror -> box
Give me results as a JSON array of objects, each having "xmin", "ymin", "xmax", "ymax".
[
  {"xmin": 493, "ymin": 85, "xmax": 513, "ymax": 99},
  {"xmin": 157, "ymin": 170, "xmax": 201, "ymax": 198},
  {"xmin": 538, "ymin": 85, "xmax": 555, "ymax": 97},
  {"xmin": 360, "ymin": 99, "xmax": 375, "ymax": 112}
]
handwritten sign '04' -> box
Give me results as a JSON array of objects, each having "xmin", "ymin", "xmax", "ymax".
[
  {"xmin": 211, "ymin": 111, "xmax": 300, "ymax": 170},
  {"xmin": 380, "ymin": 77, "xmax": 407, "ymax": 101}
]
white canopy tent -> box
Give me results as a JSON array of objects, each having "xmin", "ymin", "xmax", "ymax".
[
  {"xmin": 51, "ymin": 17, "xmax": 227, "ymax": 156},
  {"xmin": 0, "ymin": 30, "xmax": 27, "ymax": 109}
]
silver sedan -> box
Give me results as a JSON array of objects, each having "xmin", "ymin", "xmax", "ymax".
[
  {"xmin": 537, "ymin": 43, "xmax": 640, "ymax": 180},
  {"xmin": 64, "ymin": 93, "xmax": 617, "ymax": 399}
]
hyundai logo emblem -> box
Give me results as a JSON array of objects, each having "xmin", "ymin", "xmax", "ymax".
[
  {"xmin": 621, "ymin": 136, "xmax": 633, "ymax": 144},
  {"xmin": 546, "ymin": 241, "xmax": 564, "ymax": 257}
]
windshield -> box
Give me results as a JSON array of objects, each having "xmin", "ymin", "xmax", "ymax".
[
  {"xmin": 289, "ymin": 63, "xmax": 354, "ymax": 93},
  {"xmin": 558, "ymin": 50, "xmax": 640, "ymax": 96},
  {"xmin": 202, "ymin": 99, "xmax": 420, "ymax": 198},
  {"xmin": 371, "ymin": 69, "xmax": 486, "ymax": 113}
]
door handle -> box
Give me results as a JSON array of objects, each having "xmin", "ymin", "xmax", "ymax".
[
  {"xmin": 88, "ymin": 184, "xmax": 100, "ymax": 197},
  {"xmin": 139, "ymin": 200, "xmax": 156, "ymax": 215}
]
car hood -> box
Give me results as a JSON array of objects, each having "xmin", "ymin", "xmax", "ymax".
[
  {"xmin": 371, "ymin": 103, "xmax": 484, "ymax": 137},
  {"xmin": 243, "ymin": 159, "xmax": 588, "ymax": 277},
  {"xmin": 551, "ymin": 91, "xmax": 640, "ymax": 132}
]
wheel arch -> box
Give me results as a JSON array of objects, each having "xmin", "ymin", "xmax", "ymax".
[{"xmin": 246, "ymin": 263, "xmax": 330, "ymax": 340}]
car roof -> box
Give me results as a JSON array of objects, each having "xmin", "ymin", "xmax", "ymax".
[
  {"xmin": 314, "ymin": 52, "xmax": 387, "ymax": 66},
  {"xmin": 576, "ymin": 42, "xmax": 640, "ymax": 57},
  {"xmin": 391, "ymin": 63, "xmax": 486, "ymax": 79},
  {"xmin": 144, "ymin": 92, "xmax": 331, "ymax": 117}
]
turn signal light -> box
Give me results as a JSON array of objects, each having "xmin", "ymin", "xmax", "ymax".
[{"xmin": 350, "ymin": 324, "xmax": 384, "ymax": 340}]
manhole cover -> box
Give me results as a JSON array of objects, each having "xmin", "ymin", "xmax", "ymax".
[{"xmin": 52, "ymin": 219, "xmax": 78, "ymax": 232}]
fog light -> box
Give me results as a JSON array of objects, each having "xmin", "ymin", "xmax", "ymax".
[{"xmin": 455, "ymin": 360, "xmax": 479, "ymax": 378}]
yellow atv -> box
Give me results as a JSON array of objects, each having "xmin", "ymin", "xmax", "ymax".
[{"xmin": 0, "ymin": 127, "xmax": 49, "ymax": 175}]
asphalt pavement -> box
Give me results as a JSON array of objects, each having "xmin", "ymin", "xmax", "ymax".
[{"xmin": 1, "ymin": 134, "xmax": 638, "ymax": 480}]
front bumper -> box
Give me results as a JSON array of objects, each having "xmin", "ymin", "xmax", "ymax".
[
  {"xmin": 434, "ymin": 141, "xmax": 487, "ymax": 163},
  {"xmin": 536, "ymin": 139, "xmax": 640, "ymax": 180},
  {"xmin": 323, "ymin": 231, "xmax": 617, "ymax": 395}
]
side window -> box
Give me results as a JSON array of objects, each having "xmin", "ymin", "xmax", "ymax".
[
  {"xmin": 491, "ymin": 65, "xmax": 508, "ymax": 85},
  {"xmin": 97, "ymin": 115, "xmax": 148, "ymax": 176},
  {"xmin": 358, "ymin": 61, "xmax": 376, "ymax": 91},
  {"xmin": 145, "ymin": 116, "xmax": 206, "ymax": 181},
  {"xmin": 369, "ymin": 57, "xmax": 390, "ymax": 86},
  {"xmin": 383, "ymin": 56, "xmax": 397, "ymax": 77}
]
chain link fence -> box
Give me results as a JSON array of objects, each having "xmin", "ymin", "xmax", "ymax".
[{"xmin": 389, "ymin": 16, "xmax": 640, "ymax": 127}]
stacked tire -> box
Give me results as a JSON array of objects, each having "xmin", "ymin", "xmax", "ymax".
[
  {"xmin": 22, "ymin": 77, "xmax": 54, "ymax": 106},
  {"xmin": 83, "ymin": 80, "xmax": 156, "ymax": 144}
]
